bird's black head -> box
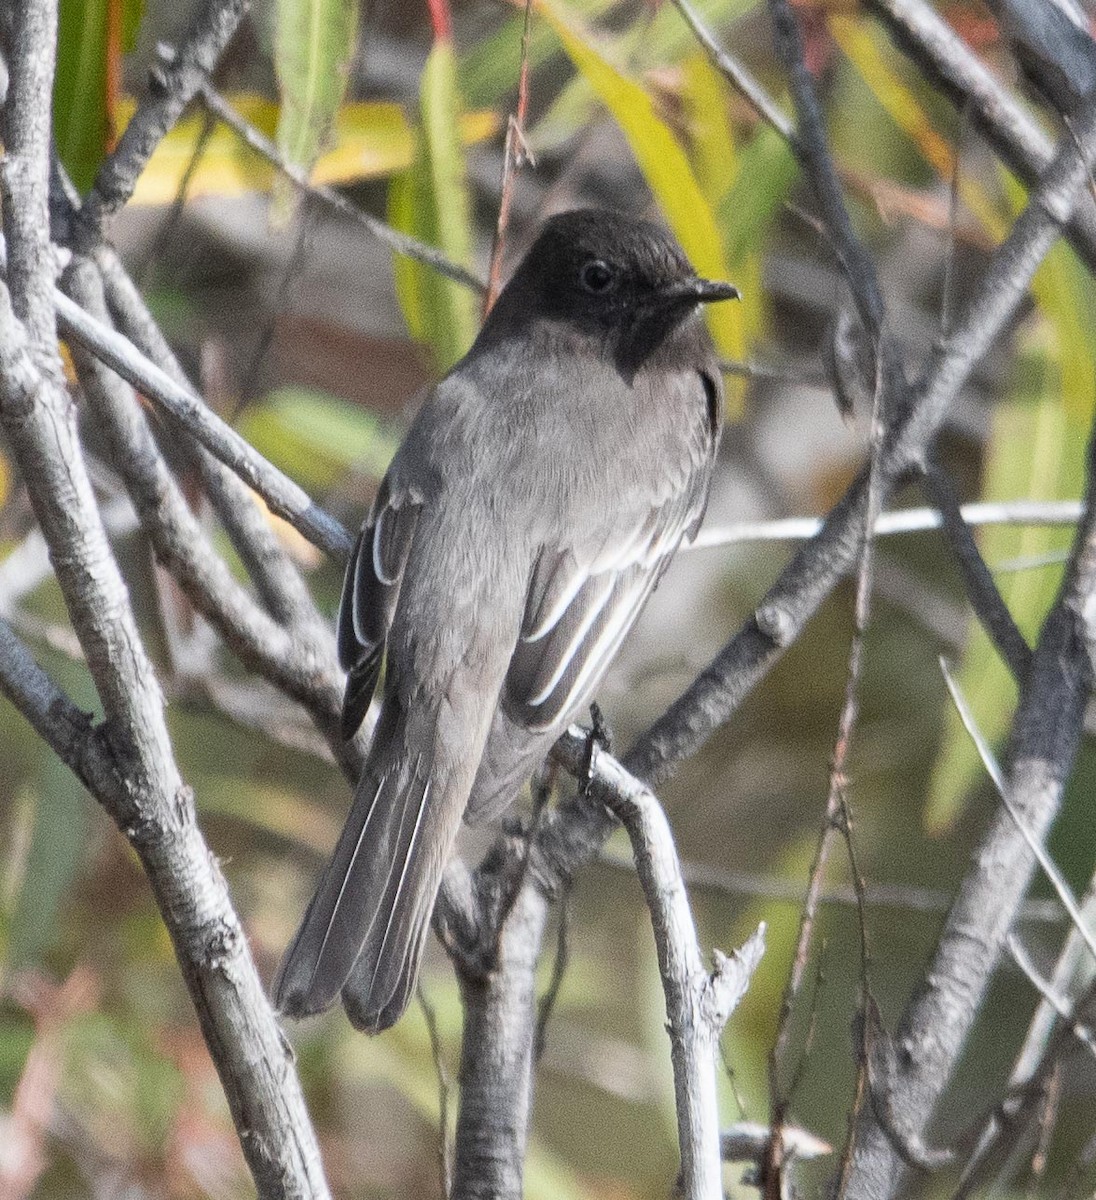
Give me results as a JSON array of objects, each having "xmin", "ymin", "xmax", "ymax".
[{"xmin": 478, "ymin": 209, "xmax": 739, "ymax": 381}]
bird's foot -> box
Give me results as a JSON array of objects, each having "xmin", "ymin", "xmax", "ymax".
[{"xmin": 582, "ymin": 701, "xmax": 613, "ymax": 791}]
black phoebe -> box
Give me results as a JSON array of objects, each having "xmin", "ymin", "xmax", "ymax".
[{"xmin": 274, "ymin": 208, "xmax": 738, "ymax": 1031}]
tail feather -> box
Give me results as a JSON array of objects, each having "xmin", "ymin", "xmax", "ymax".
[
  {"xmin": 342, "ymin": 859, "xmax": 439, "ymax": 1032},
  {"xmin": 273, "ymin": 701, "xmax": 439, "ymax": 1019}
]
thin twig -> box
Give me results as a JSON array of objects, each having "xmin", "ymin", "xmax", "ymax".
[
  {"xmin": 486, "ymin": 0, "xmax": 535, "ymax": 311},
  {"xmin": 768, "ymin": 0, "xmax": 886, "ymax": 340},
  {"xmin": 671, "ymin": 0, "xmax": 797, "ymax": 145},
  {"xmin": 942, "ymin": 661, "xmax": 1096, "ymax": 967},
  {"xmin": 419, "ymin": 984, "xmax": 454, "ymax": 1199},
  {"xmin": 868, "ymin": 0, "xmax": 1096, "ymax": 272},
  {"xmin": 136, "ymin": 106, "xmax": 217, "ymax": 288},
  {"xmin": 76, "ymin": 0, "xmax": 250, "ymax": 245},
  {"xmin": 1007, "ymin": 937, "xmax": 1096, "ymax": 1061},
  {"xmin": 688, "ymin": 500, "xmax": 1086, "ymax": 550},
  {"xmin": 940, "ymin": 100, "xmax": 969, "ymax": 339},
  {"xmin": 922, "ymin": 461, "xmax": 1033, "ymax": 681},
  {"xmin": 198, "ymin": 83, "xmax": 486, "ymax": 293},
  {"xmin": 44, "ymin": 271, "xmax": 354, "ymax": 559},
  {"xmin": 765, "ymin": 40, "xmax": 891, "ymax": 1168},
  {"xmin": 595, "ymin": 844, "xmax": 1064, "ymax": 922},
  {"xmin": 534, "ymin": 891, "xmax": 571, "ymax": 1064}
]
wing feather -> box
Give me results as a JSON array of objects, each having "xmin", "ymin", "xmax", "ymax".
[
  {"xmin": 502, "ymin": 469, "xmax": 709, "ymax": 735},
  {"xmin": 336, "ymin": 483, "xmax": 420, "ymax": 740}
]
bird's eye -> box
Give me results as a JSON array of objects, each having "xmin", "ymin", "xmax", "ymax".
[{"xmin": 579, "ymin": 259, "xmax": 616, "ymax": 294}]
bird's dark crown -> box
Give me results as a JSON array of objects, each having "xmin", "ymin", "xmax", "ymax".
[
  {"xmin": 475, "ymin": 209, "xmax": 735, "ymax": 380},
  {"xmin": 506, "ymin": 209, "xmax": 695, "ymax": 324}
]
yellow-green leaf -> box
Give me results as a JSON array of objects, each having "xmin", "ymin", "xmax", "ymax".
[
  {"xmin": 273, "ymin": 0, "xmax": 361, "ymax": 221},
  {"xmin": 388, "ymin": 41, "xmax": 480, "ymax": 374},
  {"xmin": 54, "ymin": 0, "xmax": 144, "ymax": 193},
  {"xmin": 537, "ymin": 0, "xmax": 742, "ymax": 370},
  {"xmin": 238, "ymin": 387, "xmax": 398, "ymax": 492},
  {"xmin": 125, "ymin": 94, "xmax": 497, "ymax": 206},
  {"xmin": 828, "ymin": 14, "xmax": 1006, "ymax": 241},
  {"xmin": 680, "ymin": 51, "xmax": 736, "ymax": 211}
]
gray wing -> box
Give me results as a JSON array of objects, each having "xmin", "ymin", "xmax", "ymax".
[
  {"xmin": 466, "ymin": 461, "xmax": 712, "ymax": 821},
  {"xmin": 336, "ymin": 477, "xmax": 421, "ymax": 740}
]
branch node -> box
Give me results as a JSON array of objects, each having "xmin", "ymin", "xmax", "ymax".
[
  {"xmin": 703, "ymin": 924, "xmax": 767, "ymax": 1033},
  {"xmin": 755, "ymin": 600, "xmax": 796, "ymax": 646}
]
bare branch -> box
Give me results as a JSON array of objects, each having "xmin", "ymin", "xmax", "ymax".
[
  {"xmin": 0, "ymin": 8, "xmax": 330, "ymax": 1191},
  {"xmin": 75, "ymin": 0, "xmax": 250, "ymax": 245},
  {"xmin": 986, "ymin": 0, "xmax": 1096, "ymax": 114},
  {"xmin": 0, "ymin": 1, "xmax": 57, "ymax": 352},
  {"xmin": 0, "ymin": 252, "xmax": 330, "ymax": 1200},
  {"xmin": 551, "ymin": 736, "xmax": 765, "ymax": 1200},
  {"xmin": 63, "ymin": 256, "xmax": 357, "ymax": 771},
  {"xmin": 689, "ymin": 499, "xmax": 1086, "ymax": 550},
  {"xmin": 90, "ymin": 242, "xmax": 330, "ymax": 636},
  {"xmin": 868, "ymin": 0, "xmax": 1096, "ymax": 273},
  {"xmin": 628, "ymin": 95, "xmax": 1096, "ymax": 790},
  {"xmin": 451, "ymin": 868, "xmax": 550, "ymax": 1200},
  {"xmin": 842, "ymin": 391, "xmax": 1096, "ymax": 1199},
  {"xmin": 922, "ymin": 462, "xmax": 1033, "ymax": 681},
  {"xmin": 47, "ymin": 273, "xmax": 354, "ymax": 558},
  {"xmin": 198, "ymin": 83, "xmax": 486, "ymax": 293}
]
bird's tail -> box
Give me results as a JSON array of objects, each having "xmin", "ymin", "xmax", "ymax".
[{"xmin": 273, "ymin": 698, "xmax": 464, "ymax": 1032}]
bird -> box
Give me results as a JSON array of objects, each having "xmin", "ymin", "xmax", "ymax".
[{"xmin": 274, "ymin": 207, "xmax": 738, "ymax": 1032}]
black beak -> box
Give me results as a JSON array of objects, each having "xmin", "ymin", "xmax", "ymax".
[{"xmin": 657, "ymin": 278, "xmax": 741, "ymax": 306}]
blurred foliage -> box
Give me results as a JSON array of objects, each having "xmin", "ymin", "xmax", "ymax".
[
  {"xmin": 389, "ymin": 38, "xmax": 481, "ymax": 373},
  {"xmin": 238, "ymin": 386, "xmax": 399, "ymax": 492},
  {"xmin": 122, "ymin": 95, "xmax": 500, "ymax": 204},
  {"xmin": 273, "ymin": 0, "xmax": 361, "ymax": 222},
  {"xmin": 54, "ymin": 0, "xmax": 145, "ymax": 193},
  {"xmin": 538, "ymin": 0, "xmax": 742, "ymax": 362},
  {"xmin": 2, "ymin": 0, "xmax": 1095, "ymax": 1196}
]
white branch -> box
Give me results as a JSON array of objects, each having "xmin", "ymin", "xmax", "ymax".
[
  {"xmin": 584, "ymin": 739, "xmax": 765, "ymax": 1200},
  {"xmin": 690, "ymin": 500, "xmax": 1084, "ymax": 551}
]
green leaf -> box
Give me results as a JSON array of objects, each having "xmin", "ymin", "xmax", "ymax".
[
  {"xmin": 54, "ymin": 0, "xmax": 110, "ymax": 194},
  {"xmin": 6, "ymin": 755, "xmax": 88, "ymax": 971},
  {"xmin": 388, "ymin": 41, "xmax": 480, "ymax": 374},
  {"xmin": 388, "ymin": 170, "xmax": 426, "ymax": 344},
  {"xmin": 121, "ymin": 0, "xmax": 145, "ymax": 52},
  {"xmin": 238, "ymin": 387, "xmax": 399, "ymax": 492},
  {"xmin": 53, "ymin": 0, "xmax": 145, "ymax": 194},
  {"xmin": 537, "ymin": 0, "xmax": 741, "ymax": 366},
  {"xmin": 718, "ymin": 122, "xmax": 797, "ymax": 347},
  {"xmin": 459, "ymin": 0, "xmax": 614, "ymax": 109},
  {"xmin": 925, "ymin": 175, "xmax": 1096, "ymax": 831},
  {"xmin": 273, "ymin": 0, "xmax": 361, "ymax": 220}
]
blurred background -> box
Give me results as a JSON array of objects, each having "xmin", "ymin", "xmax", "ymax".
[{"xmin": 2, "ymin": 0, "xmax": 1096, "ymax": 1195}]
